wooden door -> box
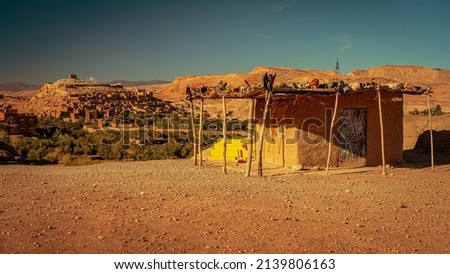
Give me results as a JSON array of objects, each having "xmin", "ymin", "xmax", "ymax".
[
  {"xmin": 264, "ymin": 125, "xmax": 284, "ymax": 166},
  {"xmin": 339, "ymin": 108, "xmax": 367, "ymax": 167}
]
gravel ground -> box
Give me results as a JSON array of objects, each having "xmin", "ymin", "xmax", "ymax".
[{"xmin": 1, "ymin": 160, "xmax": 449, "ymax": 254}]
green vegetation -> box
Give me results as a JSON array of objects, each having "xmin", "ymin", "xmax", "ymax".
[
  {"xmin": 0, "ymin": 122, "xmax": 15, "ymax": 142},
  {"xmin": 13, "ymin": 117, "xmax": 99, "ymax": 164},
  {"xmin": 7, "ymin": 116, "xmax": 248, "ymax": 165},
  {"xmin": 0, "ymin": 128, "xmax": 9, "ymax": 142},
  {"xmin": 409, "ymin": 105, "xmax": 447, "ymax": 116}
]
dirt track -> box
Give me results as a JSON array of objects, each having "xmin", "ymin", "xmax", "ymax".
[{"xmin": 1, "ymin": 160, "xmax": 449, "ymax": 254}]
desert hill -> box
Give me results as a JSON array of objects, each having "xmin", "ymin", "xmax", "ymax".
[
  {"xmin": 0, "ymin": 82, "xmax": 40, "ymax": 92},
  {"xmin": 159, "ymin": 66, "xmax": 336, "ymax": 100},
  {"xmin": 345, "ymin": 65, "xmax": 450, "ymax": 113},
  {"xmin": 153, "ymin": 65, "xmax": 449, "ymax": 118},
  {"xmin": 159, "ymin": 65, "xmax": 449, "ymax": 99},
  {"xmin": 347, "ymin": 65, "xmax": 450, "ymax": 85}
]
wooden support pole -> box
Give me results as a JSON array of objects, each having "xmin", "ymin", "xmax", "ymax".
[
  {"xmin": 222, "ymin": 95, "xmax": 227, "ymax": 174},
  {"xmin": 377, "ymin": 88, "xmax": 386, "ymax": 175},
  {"xmin": 198, "ymin": 98, "xmax": 204, "ymax": 167},
  {"xmin": 326, "ymin": 92, "xmax": 339, "ymax": 175},
  {"xmin": 245, "ymin": 98, "xmax": 255, "ymax": 177},
  {"xmin": 426, "ymin": 93, "xmax": 435, "ymax": 172},
  {"xmin": 281, "ymin": 124, "xmax": 285, "ymax": 167},
  {"xmin": 189, "ymin": 97, "xmax": 197, "ymax": 165},
  {"xmin": 257, "ymin": 91, "xmax": 271, "ymax": 177}
]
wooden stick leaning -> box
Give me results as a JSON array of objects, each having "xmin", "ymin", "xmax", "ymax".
[
  {"xmin": 257, "ymin": 91, "xmax": 271, "ymax": 177},
  {"xmin": 199, "ymin": 98, "xmax": 204, "ymax": 167},
  {"xmin": 188, "ymin": 92, "xmax": 197, "ymax": 165},
  {"xmin": 257, "ymin": 73, "xmax": 276, "ymax": 177},
  {"xmin": 426, "ymin": 91, "xmax": 435, "ymax": 172},
  {"xmin": 326, "ymin": 92, "xmax": 339, "ymax": 175},
  {"xmin": 222, "ymin": 95, "xmax": 227, "ymax": 174},
  {"xmin": 245, "ymin": 98, "xmax": 255, "ymax": 177},
  {"xmin": 377, "ymin": 88, "xmax": 386, "ymax": 175}
]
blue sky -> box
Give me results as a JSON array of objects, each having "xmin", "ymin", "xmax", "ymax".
[{"xmin": 1, "ymin": 0, "xmax": 449, "ymax": 84}]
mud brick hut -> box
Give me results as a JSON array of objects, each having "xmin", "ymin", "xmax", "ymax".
[
  {"xmin": 254, "ymin": 87, "xmax": 403, "ymax": 169},
  {"xmin": 188, "ymin": 74, "xmax": 430, "ymax": 176}
]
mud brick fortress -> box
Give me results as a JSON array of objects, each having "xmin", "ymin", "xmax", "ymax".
[{"xmin": 25, "ymin": 74, "xmax": 189, "ymax": 125}]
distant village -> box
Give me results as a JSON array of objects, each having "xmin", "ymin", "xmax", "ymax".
[{"xmin": 0, "ymin": 74, "xmax": 192, "ymax": 140}]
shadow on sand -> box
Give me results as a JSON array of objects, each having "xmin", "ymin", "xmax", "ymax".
[{"xmin": 403, "ymin": 130, "xmax": 450, "ymax": 168}]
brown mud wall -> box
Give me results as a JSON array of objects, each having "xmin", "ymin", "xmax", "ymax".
[{"xmin": 255, "ymin": 92, "xmax": 403, "ymax": 168}]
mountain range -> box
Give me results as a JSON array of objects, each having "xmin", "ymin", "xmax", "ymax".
[
  {"xmin": 0, "ymin": 80, "xmax": 171, "ymax": 92},
  {"xmin": 0, "ymin": 82, "xmax": 41, "ymax": 92}
]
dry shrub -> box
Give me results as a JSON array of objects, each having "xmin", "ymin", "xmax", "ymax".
[{"xmin": 58, "ymin": 154, "xmax": 93, "ymax": 166}]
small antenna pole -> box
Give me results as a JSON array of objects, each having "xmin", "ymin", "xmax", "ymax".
[{"xmin": 335, "ymin": 57, "xmax": 340, "ymax": 80}]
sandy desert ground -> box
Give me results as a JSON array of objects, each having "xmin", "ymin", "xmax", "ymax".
[
  {"xmin": 1, "ymin": 65, "xmax": 449, "ymax": 254},
  {"xmin": 1, "ymin": 159, "xmax": 449, "ymax": 254}
]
